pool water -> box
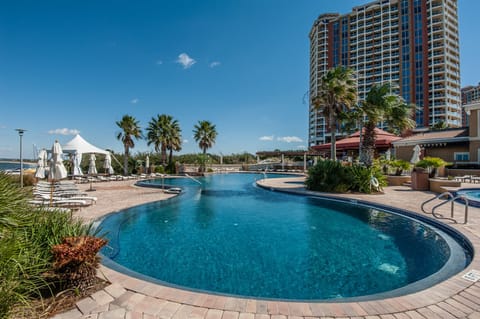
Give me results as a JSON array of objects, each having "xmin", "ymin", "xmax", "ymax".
[{"xmin": 99, "ymin": 173, "xmax": 469, "ymax": 300}]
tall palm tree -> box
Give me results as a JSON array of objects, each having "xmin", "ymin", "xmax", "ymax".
[
  {"xmin": 167, "ymin": 119, "xmax": 182, "ymax": 165},
  {"xmin": 193, "ymin": 120, "xmax": 218, "ymax": 172},
  {"xmin": 311, "ymin": 66, "xmax": 357, "ymax": 160},
  {"xmin": 147, "ymin": 114, "xmax": 170, "ymax": 165},
  {"xmin": 116, "ymin": 115, "xmax": 142, "ymax": 176},
  {"xmin": 361, "ymin": 83, "xmax": 416, "ymax": 167}
]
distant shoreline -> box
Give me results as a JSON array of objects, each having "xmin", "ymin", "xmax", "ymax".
[{"xmin": 0, "ymin": 160, "xmax": 36, "ymax": 164}]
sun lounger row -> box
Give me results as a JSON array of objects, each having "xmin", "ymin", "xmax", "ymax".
[
  {"xmin": 454, "ymin": 175, "xmax": 480, "ymax": 183},
  {"xmin": 30, "ymin": 181, "xmax": 97, "ymax": 208}
]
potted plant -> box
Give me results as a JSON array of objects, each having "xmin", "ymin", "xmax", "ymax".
[
  {"xmin": 415, "ymin": 157, "xmax": 448, "ymax": 178},
  {"xmin": 385, "ymin": 159, "xmax": 412, "ymax": 186}
]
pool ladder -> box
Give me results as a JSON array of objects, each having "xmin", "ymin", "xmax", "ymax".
[{"xmin": 421, "ymin": 191, "xmax": 469, "ymax": 224}]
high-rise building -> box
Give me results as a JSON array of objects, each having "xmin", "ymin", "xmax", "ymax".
[{"xmin": 309, "ymin": 0, "xmax": 461, "ymax": 147}]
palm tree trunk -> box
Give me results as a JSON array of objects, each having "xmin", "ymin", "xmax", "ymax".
[
  {"xmin": 161, "ymin": 146, "xmax": 167, "ymax": 165},
  {"xmin": 201, "ymin": 148, "xmax": 207, "ymax": 173},
  {"xmin": 168, "ymin": 149, "xmax": 173, "ymax": 165},
  {"xmin": 363, "ymin": 121, "xmax": 376, "ymax": 167},
  {"xmin": 123, "ymin": 147, "xmax": 129, "ymax": 176},
  {"xmin": 330, "ymin": 113, "xmax": 337, "ymax": 161}
]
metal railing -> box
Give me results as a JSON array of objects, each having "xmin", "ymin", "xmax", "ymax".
[{"xmin": 421, "ymin": 191, "xmax": 469, "ymax": 224}]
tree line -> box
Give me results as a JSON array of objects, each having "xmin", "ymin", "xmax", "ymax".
[{"xmin": 116, "ymin": 115, "xmax": 217, "ymax": 175}]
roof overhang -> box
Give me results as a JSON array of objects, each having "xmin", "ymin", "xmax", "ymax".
[{"xmin": 392, "ymin": 137, "xmax": 470, "ymax": 147}]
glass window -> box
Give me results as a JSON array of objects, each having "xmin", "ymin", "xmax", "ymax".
[{"xmin": 454, "ymin": 153, "xmax": 470, "ymax": 161}]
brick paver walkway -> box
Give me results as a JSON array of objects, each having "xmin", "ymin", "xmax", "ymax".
[{"xmin": 51, "ymin": 176, "xmax": 480, "ymax": 319}]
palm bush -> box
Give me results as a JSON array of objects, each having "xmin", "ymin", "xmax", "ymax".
[
  {"xmin": 305, "ymin": 160, "xmax": 352, "ymax": 193},
  {"xmin": 350, "ymin": 165, "xmax": 387, "ymax": 194},
  {"xmin": 0, "ymin": 172, "xmax": 102, "ymax": 318},
  {"xmin": 306, "ymin": 160, "xmax": 386, "ymax": 194}
]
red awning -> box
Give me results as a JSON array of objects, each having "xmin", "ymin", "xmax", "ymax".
[{"xmin": 312, "ymin": 128, "xmax": 401, "ymax": 152}]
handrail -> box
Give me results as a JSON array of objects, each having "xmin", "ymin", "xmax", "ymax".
[
  {"xmin": 422, "ymin": 191, "xmax": 470, "ymax": 224},
  {"xmin": 421, "ymin": 191, "xmax": 453, "ymax": 214},
  {"xmin": 185, "ymin": 173, "xmax": 203, "ymax": 185}
]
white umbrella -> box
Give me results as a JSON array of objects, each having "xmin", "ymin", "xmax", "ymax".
[
  {"xmin": 72, "ymin": 151, "xmax": 83, "ymax": 176},
  {"xmin": 48, "ymin": 140, "xmax": 68, "ymax": 180},
  {"xmin": 88, "ymin": 154, "xmax": 97, "ymax": 175},
  {"xmin": 35, "ymin": 149, "xmax": 47, "ymax": 179},
  {"xmin": 145, "ymin": 155, "xmax": 150, "ymax": 174},
  {"xmin": 410, "ymin": 145, "xmax": 421, "ymax": 164},
  {"xmin": 103, "ymin": 153, "xmax": 114, "ymax": 175}
]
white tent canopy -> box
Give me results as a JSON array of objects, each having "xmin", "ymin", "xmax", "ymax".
[{"xmin": 62, "ymin": 134, "xmax": 109, "ymax": 155}]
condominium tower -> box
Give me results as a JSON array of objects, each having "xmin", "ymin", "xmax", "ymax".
[{"xmin": 308, "ymin": 0, "xmax": 461, "ymax": 147}]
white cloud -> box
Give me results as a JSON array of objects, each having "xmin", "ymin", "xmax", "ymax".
[
  {"xmin": 183, "ymin": 139, "xmax": 189, "ymax": 143},
  {"xmin": 48, "ymin": 128, "xmax": 80, "ymax": 135},
  {"xmin": 259, "ymin": 135, "xmax": 274, "ymax": 141},
  {"xmin": 176, "ymin": 53, "xmax": 196, "ymax": 69},
  {"xmin": 297, "ymin": 145, "xmax": 307, "ymax": 150},
  {"xmin": 156, "ymin": 60, "xmax": 163, "ymax": 65},
  {"xmin": 0, "ymin": 125, "xmax": 6, "ymax": 129},
  {"xmin": 209, "ymin": 61, "xmax": 221, "ymax": 68},
  {"xmin": 277, "ymin": 136, "xmax": 303, "ymax": 143},
  {"xmin": 130, "ymin": 98, "xmax": 139, "ymax": 104}
]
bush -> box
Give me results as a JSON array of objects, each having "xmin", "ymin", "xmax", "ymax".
[
  {"xmin": 416, "ymin": 156, "xmax": 449, "ymax": 178},
  {"xmin": 305, "ymin": 160, "xmax": 352, "ymax": 192},
  {"xmin": 390, "ymin": 159, "xmax": 411, "ymax": 176},
  {"xmin": 350, "ymin": 165, "xmax": 387, "ymax": 194},
  {"xmin": 0, "ymin": 172, "xmax": 103, "ymax": 318},
  {"xmin": 306, "ymin": 160, "xmax": 386, "ymax": 194},
  {"xmin": 51, "ymin": 236, "xmax": 107, "ymax": 293}
]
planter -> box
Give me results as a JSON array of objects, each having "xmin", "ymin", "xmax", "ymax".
[
  {"xmin": 411, "ymin": 169, "xmax": 429, "ymax": 191},
  {"xmin": 386, "ymin": 175, "xmax": 411, "ymax": 186}
]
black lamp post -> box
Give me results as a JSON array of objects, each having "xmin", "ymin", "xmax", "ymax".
[{"xmin": 15, "ymin": 128, "xmax": 26, "ymax": 188}]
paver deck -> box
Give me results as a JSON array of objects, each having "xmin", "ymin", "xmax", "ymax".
[{"xmin": 51, "ymin": 176, "xmax": 480, "ymax": 319}]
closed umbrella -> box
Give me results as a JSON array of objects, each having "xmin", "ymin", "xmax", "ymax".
[
  {"xmin": 145, "ymin": 155, "xmax": 150, "ymax": 174},
  {"xmin": 88, "ymin": 154, "xmax": 97, "ymax": 175},
  {"xmin": 72, "ymin": 151, "xmax": 83, "ymax": 176},
  {"xmin": 103, "ymin": 153, "xmax": 114, "ymax": 175},
  {"xmin": 410, "ymin": 145, "xmax": 421, "ymax": 164},
  {"xmin": 48, "ymin": 140, "xmax": 68, "ymax": 180},
  {"xmin": 48, "ymin": 140, "xmax": 68, "ymax": 206},
  {"xmin": 35, "ymin": 149, "xmax": 47, "ymax": 179}
]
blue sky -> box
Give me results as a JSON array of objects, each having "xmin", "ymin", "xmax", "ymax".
[{"xmin": 0, "ymin": 0, "xmax": 478, "ymax": 159}]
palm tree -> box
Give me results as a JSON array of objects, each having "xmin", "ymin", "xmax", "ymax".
[
  {"xmin": 361, "ymin": 83, "xmax": 416, "ymax": 167},
  {"xmin": 147, "ymin": 114, "xmax": 170, "ymax": 165},
  {"xmin": 193, "ymin": 120, "xmax": 218, "ymax": 172},
  {"xmin": 147, "ymin": 114, "xmax": 182, "ymax": 166},
  {"xmin": 167, "ymin": 119, "xmax": 182, "ymax": 165},
  {"xmin": 311, "ymin": 66, "xmax": 357, "ymax": 160},
  {"xmin": 116, "ymin": 115, "xmax": 142, "ymax": 175}
]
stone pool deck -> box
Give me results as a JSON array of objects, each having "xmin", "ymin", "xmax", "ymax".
[{"xmin": 52, "ymin": 177, "xmax": 480, "ymax": 319}]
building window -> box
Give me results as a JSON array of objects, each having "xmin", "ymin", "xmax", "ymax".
[{"xmin": 454, "ymin": 152, "xmax": 469, "ymax": 161}]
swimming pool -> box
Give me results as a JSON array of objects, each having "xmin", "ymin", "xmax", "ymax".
[
  {"xmin": 99, "ymin": 173, "xmax": 472, "ymax": 301},
  {"xmin": 455, "ymin": 188, "xmax": 480, "ymax": 207}
]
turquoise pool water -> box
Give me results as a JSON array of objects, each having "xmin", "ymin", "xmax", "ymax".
[{"xmin": 99, "ymin": 173, "xmax": 470, "ymax": 300}]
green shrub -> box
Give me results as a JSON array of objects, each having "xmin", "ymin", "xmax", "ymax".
[
  {"xmin": 305, "ymin": 160, "xmax": 352, "ymax": 192},
  {"xmin": 306, "ymin": 160, "xmax": 386, "ymax": 194},
  {"xmin": 350, "ymin": 165, "xmax": 387, "ymax": 194},
  {"xmin": 155, "ymin": 165, "xmax": 165, "ymax": 174},
  {"xmin": 416, "ymin": 156, "xmax": 449, "ymax": 178},
  {"xmin": 390, "ymin": 159, "xmax": 412, "ymax": 176},
  {"xmin": 0, "ymin": 172, "xmax": 100, "ymax": 318}
]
